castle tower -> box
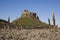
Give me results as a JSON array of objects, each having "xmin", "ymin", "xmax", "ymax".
[
  {"xmin": 52, "ymin": 10, "xmax": 55, "ymax": 26},
  {"xmin": 22, "ymin": 10, "xmax": 28, "ymax": 14},
  {"xmin": 21, "ymin": 10, "xmax": 30, "ymax": 18}
]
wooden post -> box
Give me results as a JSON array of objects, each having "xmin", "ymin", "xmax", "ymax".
[
  {"xmin": 48, "ymin": 18, "xmax": 50, "ymax": 25},
  {"xmin": 48, "ymin": 18, "xmax": 51, "ymax": 31},
  {"xmin": 7, "ymin": 16, "xmax": 10, "ymax": 30}
]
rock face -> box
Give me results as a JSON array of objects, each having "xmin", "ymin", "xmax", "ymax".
[{"xmin": 0, "ymin": 29, "xmax": 60, "ymax": 40}]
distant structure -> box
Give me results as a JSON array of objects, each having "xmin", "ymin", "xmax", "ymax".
[{"xmin": 21, "ymin": 10, "xmax": 39, "ymax": 19}]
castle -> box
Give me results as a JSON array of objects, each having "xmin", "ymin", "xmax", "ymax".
[
  {"xmin": 21, "ymin": 10, "xmax": 39, "ymax": 19},
  {"xmin": 0, "ymin": 10, "xmax": 58, "ymax": 32}
]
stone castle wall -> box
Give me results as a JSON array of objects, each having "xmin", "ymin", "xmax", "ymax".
[{"xmin": 21, "ymin": 10, "xmax": 39, "ymax": 19}]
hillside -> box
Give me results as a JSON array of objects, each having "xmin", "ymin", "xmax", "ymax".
[{"xmin": 12, "ymin": 10, "xmax": 49, "ymax": 29}]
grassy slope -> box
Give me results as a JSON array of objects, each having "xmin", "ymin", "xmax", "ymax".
[{"xmin": 12, "ymin": 17, "xmax": 49, "ymax": 28}]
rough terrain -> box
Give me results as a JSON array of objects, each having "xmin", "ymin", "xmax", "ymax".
[{"xmin": 0, "ymin": 28, "xmax": 60, "ymax": 40}]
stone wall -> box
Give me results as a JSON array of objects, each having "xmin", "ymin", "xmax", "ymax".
[{"xmin": 21, "ymin": 10, "xmax": 39, "ymax": 19}]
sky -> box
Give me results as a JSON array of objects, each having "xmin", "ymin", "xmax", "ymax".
[{"xmin": 0, "ymin": 0, "xmax": 60, "ymax": 27}]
